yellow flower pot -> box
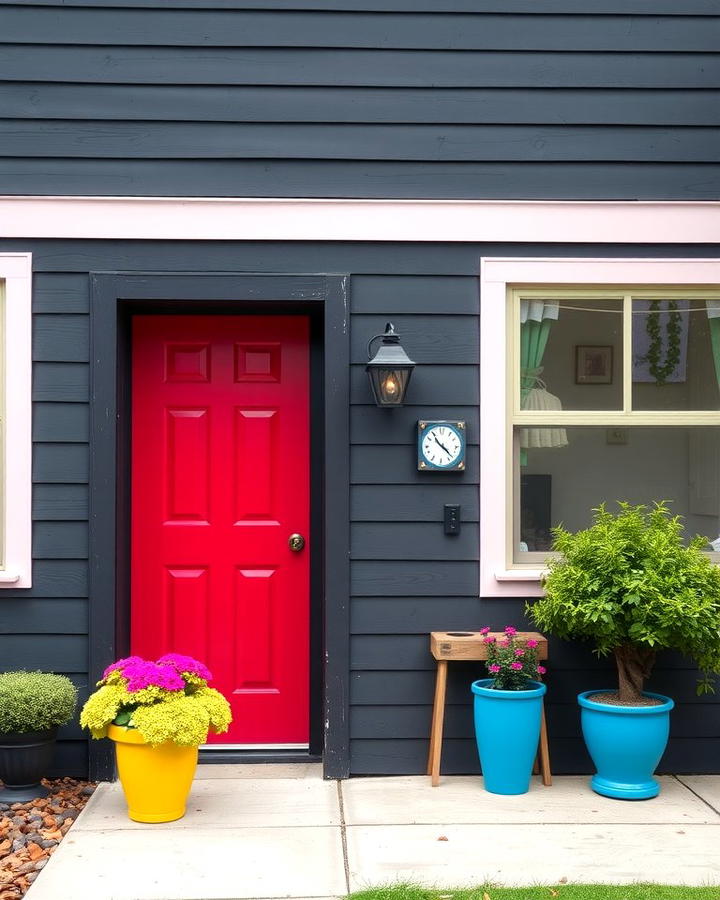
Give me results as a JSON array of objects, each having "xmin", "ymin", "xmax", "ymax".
[{"xmin": 108, "ymin": 724, "xmax": 199, "ymax": 823}]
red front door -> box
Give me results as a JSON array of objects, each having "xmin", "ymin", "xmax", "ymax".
[{"xmin": 131, "ymin": 315, "xmax": 310, "ymax": 745}]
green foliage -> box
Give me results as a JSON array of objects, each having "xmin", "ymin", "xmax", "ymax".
[
  {"xmin": 79, "ymin": 683, "xmax": 133, "ymax": 739},
  {"xmin": 348, "ymin": 886, "xmax": 720, "ymax": 900},
  {"xmin": 528, "ymin": 502, "xmax": 720, "ymax": 691},
  {"xmin": 131, "ymin": 688, "xmax": 232, "ymax": 747},
  {"xmin": 0, "ymin": 671, "xmax": 77, "ymax": 733},
  {"xmin": 645, "ymin": 299, "xmax": 681, "ymax": 385}
]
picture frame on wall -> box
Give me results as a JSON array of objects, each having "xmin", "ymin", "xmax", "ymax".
[{"xmin": 575, "ymin": 345, "xmax": 613, "ymax": 384}]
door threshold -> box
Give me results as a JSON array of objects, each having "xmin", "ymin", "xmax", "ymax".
[
  {"xmin": 198, "ymin": 748, "xmax": 321, "ymax": 765},
  {"xmin": 201, "ymin": 743, "xmax": 309, "ymax": 751}
]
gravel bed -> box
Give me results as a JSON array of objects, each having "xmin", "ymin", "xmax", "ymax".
[{"xmin": 0, "ymin": 778, "xmax": 96, "ymax": 899}]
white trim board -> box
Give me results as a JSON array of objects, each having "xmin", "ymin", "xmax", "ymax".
[
  {"xmin": 0, "ymin": 253, "xmax": 32, "ymax": 588},
  {"xmin": 0, "ymin": 197, "xmax": 719, "ymax": 242}
]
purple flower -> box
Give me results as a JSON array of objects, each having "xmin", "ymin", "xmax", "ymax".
[
  {"xmin": 157, "ymin": 653, "xmax": 212, "ymax": 682},
  {"xmin": 483, "ymin": 635, "xmax": 496, "ymax": 644},
  {"xmin": 537, "ymin": 665, "xmax": 547, "ymax": 675},
  {"xmin": 526, "ymin": 639, "xmax": 538, "ymax": 648},
  {"xmin": 488, "ymin": 664, "xmax": 501, "ymax": 674},
  {"xmin": 514, "ymin": 648, "xmax": 525, "ymax": 657},
  {"xmin": 504, "ymin": 626, "xmax": 518, "ymax": 636},
  {"xmin": 122, "ymin": 660, "xmax": 185, "ymax": 693},
  {"xmin": 102, "ymin": 656, "xmax": 144, "ymax": 680},
  {"xmin": 479, "ymin": 627, "xmax": 490, "ymax": 635},
  {"xmin": 510, "ymin": 662, "xmax": 523, "ymax": 671}
]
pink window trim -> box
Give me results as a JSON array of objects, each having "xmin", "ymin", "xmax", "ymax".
[
  {"xmin": 480, "ymin": 257, "xmax": 720, "ymax": 599},
  {"xmin": 1, "ymin": 253, "xmax": 32, "ymax": 588},
  {"xmin": 0, "ymin": 197, "xmax": 718, "ymax": 243}
]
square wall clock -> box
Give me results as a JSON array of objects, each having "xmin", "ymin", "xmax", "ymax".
[{"xmin": 418, "ymin": 420, "xmax": 466, "ymax": 471}]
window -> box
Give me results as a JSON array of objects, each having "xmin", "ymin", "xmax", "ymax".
[
  {"xmin": 480, "ymin": 258, "xmax": 720, "ymax": 598},
  {"xmin": 0, "ymin": 253, "xmax": 32, "ymax": 588}
]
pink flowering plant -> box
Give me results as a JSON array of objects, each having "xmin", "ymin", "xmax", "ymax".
[
  {"xmin": 480, "ymin": 626, "xmax": 546, "ymax": 691},
  {"xmin": 80, "ymin": 653, "xmax": 231, "ymax": 746}
]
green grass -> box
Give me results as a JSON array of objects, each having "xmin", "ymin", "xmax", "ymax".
[{"xmin": 349, "ymin": 885, "xmax": 720, "ymax": 900}]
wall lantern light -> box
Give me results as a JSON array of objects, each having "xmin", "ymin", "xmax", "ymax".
[{"xmin": 365, "ymin": 322, "xmax": 416, "ymax": 407}]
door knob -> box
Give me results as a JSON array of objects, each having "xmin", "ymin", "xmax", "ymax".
[{"xmin": 288, "ymin": 533, "xmax": 306, "ymax": 552}]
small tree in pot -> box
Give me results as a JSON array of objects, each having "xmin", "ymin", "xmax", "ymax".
[{"xmin": 528, "ymin": 501, "xmax": 720, "ymax": 799}]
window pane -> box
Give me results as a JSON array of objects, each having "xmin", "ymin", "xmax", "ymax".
[
  {"xmin": 632, "ymin": 298, "xmax": 720, "ymax": 411},
  {"xmin": 514, "ymin": 425, "xmax": 720, "ymax": 562},
  {"xmin": 519, "ymin": 298, "xmax": 623, "ymax": 412}
]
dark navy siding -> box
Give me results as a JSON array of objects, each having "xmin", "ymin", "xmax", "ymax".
[
  {"xmin": 1, "ymin": 1, "xmax": 719, "ymax": 197},
  {"xmin": 2, "ymin": 0, "xmax": 718, "ymax": 775},
  {"xmin": 1, "ymin": 240, "xmax": 718, "ymax": 776}
]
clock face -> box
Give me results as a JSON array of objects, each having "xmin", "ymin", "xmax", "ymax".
[{"xmin": 419, "ymin": 423, "xmax": 465, "ymax": 470}]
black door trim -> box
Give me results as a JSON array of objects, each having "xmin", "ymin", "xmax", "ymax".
[{"xmin": 88, "ymin": 273, "xmax": 350, "ymax": 781}]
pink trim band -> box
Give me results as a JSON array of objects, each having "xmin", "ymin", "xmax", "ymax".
[{"xmin": 0, "ymin": 197, "xmax": 718, "ymax": 243}]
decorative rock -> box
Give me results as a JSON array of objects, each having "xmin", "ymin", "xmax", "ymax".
[{"xmin": 0, "ymin": 779, "xmax": 95, "ymax": 898}]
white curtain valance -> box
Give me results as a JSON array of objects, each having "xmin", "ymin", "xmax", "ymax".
[{"xmin": 520, "ymin": 299, "xmax": 560, "ymax": 325}]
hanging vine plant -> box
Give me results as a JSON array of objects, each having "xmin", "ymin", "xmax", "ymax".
[{"xmin": 645, "ymin": 299, "xmax": 681, "ymax": 385}]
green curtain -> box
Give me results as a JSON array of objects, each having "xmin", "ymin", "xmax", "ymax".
[
  {"xmin": 520, "ymin": 300, "xmax": 559, "ymax": 465},
  {"xmin": 708, "ymin": 302, "xmax": 720, "ymax": 393}
]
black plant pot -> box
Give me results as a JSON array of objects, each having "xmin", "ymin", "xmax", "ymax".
[{"xmin": 0, "ymin": 728, "xmax": 57, "ymax": 801}]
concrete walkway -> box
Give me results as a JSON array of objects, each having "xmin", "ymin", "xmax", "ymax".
[{"xmin": 27, "ymin": 765, "xmax": 720, "ymax": 899}]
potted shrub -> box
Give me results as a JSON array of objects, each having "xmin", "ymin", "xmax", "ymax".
[
  {"xmin": 0, "ymin": 671, "xmax": 77, "ymax": 801},
  {"xmin": 471, "ymin": 627, "xmax": 547, "ymax": 795},
  {"xmin": 529, "ymin": 501, "xmax": 720, "ymax": 800},
  {"xmin": 80, "ymin": 653, "xmax": 231, "ymax": 823}
]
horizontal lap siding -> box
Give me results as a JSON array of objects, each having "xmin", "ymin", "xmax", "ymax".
[
  {"xmin": 0, "ymin": 3, "xmax": 718, "ymax": 197},
  {"xmin": 12, "ymin": 271, "xmax": 91, "ymax": 775},
  {"xmin": 3, "ymin": 0, "xmax": 720, "ymax": 774},
  {"xmin": 9, "ymin": 1, "xmax": 720, "ymax": 12},
  {"xmin": 3, "ymin": 242, "xmax": 719, "ymax": 775}
]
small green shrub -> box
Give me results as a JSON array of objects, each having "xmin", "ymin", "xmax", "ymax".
[
  {"xmin": 528, "ymin": 502, "xmax": 720, "ymax": 701},
  {"xmin": 0, "ymin": 671, "xmax": 77, "ymax": 733}
]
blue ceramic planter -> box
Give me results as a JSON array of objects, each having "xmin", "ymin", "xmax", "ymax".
[
  {"xmin": 471, "ymin": 678, "xmax": 546, "ymax": 795},
  {"xmin": 578, "ymin": 689, "xmax": 674, "ymax": 800}
]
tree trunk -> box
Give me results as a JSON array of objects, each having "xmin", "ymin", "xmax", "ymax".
[{"xmin": 614, "ymin": 645, "xmax": 657, "ymax": 703}]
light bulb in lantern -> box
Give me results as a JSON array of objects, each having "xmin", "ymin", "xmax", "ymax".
[{"xmin": 384, "ymin": 376, "xmax": 398, "ymax": 396}]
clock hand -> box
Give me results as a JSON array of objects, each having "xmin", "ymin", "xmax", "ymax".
[{"xmin": 433, "ymin": 434, "xmax": 452, "ymax": 455}]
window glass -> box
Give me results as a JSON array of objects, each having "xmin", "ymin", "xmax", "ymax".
[
  {"xmin": 514, "ymin": 425, "xmax": 720, "ymax": 563},
  {"xmin": 632, "ymin": 298, "xmax": 720, "ymax": 411},
  {"xmin": 518, "ymin": 297, "xmax": 623, "ymax": 412}
]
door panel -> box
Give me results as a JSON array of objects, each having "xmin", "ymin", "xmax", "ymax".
[{"xmin": 131, "ymin": 315, "xmax": 310, "ymax": 745}]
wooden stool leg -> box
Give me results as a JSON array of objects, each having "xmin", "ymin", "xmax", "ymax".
[
  {"xmin": 426, "ymin": 671, "xmax": 437, "ymax": 776},
  {"xmin": 427, "ymin": 660, "xmax": 448, "ymax": 786},
  {"xmin": 539, "ymin": 701, "xmax": 552, "ymax": 786}
]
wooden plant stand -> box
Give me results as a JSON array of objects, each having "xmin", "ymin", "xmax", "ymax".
[{"xmin": 426, "ymin": 631, "xmax": 552, "ymax": 787}]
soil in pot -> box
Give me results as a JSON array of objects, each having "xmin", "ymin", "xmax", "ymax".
[{"xmin": 590, "ymin": 692, "xmax": 665, "ymax": 707}]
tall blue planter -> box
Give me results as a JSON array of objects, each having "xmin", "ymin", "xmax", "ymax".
[
  {"xmin": 471, "ymin": 678, "xmax": 546, "ymax": 795},
  {"xmin": 578, "ymin": 690, "xmax": 674, "ymax": 800}
]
